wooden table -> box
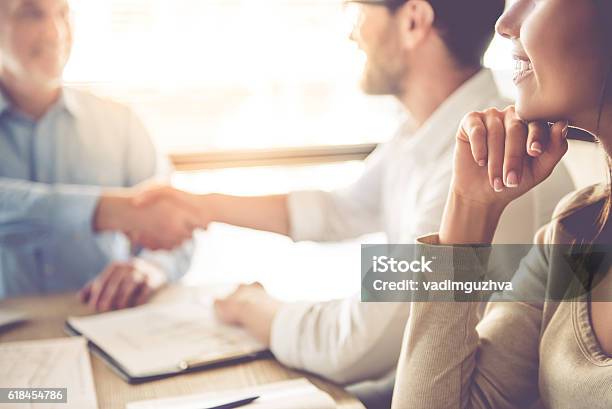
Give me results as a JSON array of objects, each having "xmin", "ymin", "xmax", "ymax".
[{"xmin": 0, "ymin": 287, "xmax": 364, "ymax": 409}]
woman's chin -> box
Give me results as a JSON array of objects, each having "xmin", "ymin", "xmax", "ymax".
[
  {"xmin": 513, "ymin": 102, "xmax": 539, "ymax": 123},
  {"xmin": 515, "ymin": 98, "xmax": 562, "ymax": 124}
]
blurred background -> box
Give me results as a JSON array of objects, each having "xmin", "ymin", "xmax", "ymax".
[{"xmin": 63, "ymin": 0, "xmax": 604, "ymax": 300}]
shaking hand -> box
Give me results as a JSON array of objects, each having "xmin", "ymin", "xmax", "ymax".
[{"xmin": 94, "ymin": 187, "xmax": 204, "ymax": 251}]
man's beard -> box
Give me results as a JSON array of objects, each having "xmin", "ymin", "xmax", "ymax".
[{"xmin": 360, "ymin": 50, "xmax": 405, "ymax": 97}]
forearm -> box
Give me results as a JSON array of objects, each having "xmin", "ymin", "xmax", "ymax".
[
  {"xmin": 393, "ymin": 301, "xmax": 481, "ymax": 409},
  {"xmin": 393, "ymin": 236, "xmax": 487, "ymax": 409},
  {"xmin": 92, "ymin": 190, "xmax": 135, "ymax": 232},
  {"xmin": 0, "ymin": 178, "xmax": 102, "ymax": 237},
  {"xmin": 439, "ymin": 191, "xmax": 506, "ymax": 245},
  {"xmin": 200, "ymin": 194, "xmax": 290, "ymax": 236}
]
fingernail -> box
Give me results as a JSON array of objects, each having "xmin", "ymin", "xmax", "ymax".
[
  {"xmin": 493, "ymin": 177, "xmax": 504, "ymax": 192},
  {"xmin": 478, "ymin": 160, "xmax": 487, "ymax": 167},
  {"xmin": 506, "ymin": 171, "xmax": 519, "ymax": 188},
  {"xmin": 561, "ymin": 122, "xmax": 569, "ymax": 139},
  {"xmin": 530, "ymin": 142, "xmax": 543, "ymax": 154}
]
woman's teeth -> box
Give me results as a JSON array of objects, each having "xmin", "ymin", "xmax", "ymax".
[
  {"xmin": 515, "ymin": 59, "xmax": 533, "ymax": 72},
  {"xmin": 513, "ymin": 59, "xmax": 533, "ymax": 83}
]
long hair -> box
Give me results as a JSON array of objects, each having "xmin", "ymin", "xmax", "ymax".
[
  {"xmin": 558, "ymin": 0, "xmax": 612, "ymax": 246},
  {"xmin": 595, "ymin": 0, "xmax": 612, "ymax": 244}
]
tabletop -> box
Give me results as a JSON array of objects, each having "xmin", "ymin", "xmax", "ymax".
[{"xmin": 0, "ymin": 286, "xmax": 365, "ymax": 409}]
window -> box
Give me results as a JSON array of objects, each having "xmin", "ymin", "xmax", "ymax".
[
  {"xmin": 66, "ymin": 0, "xmax": 401, "ymax": 155},
  {"xmin": 66, "ymin": 0, "xmax": 513, "ymax": 157}
]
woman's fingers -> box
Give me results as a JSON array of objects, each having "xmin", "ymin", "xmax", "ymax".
[
  {"xmin": 461, "ymin": 112, "xmax": 488, "ymax": 166},
  {"xmin": 484, "ymin": 111, "xmax": 506, "ymax": 192},
  {"xmin": 533, "ymin": 120, "xmax": 569, "ymax": 179},
  {"xmin": 503, "ymin": 108, "xmax": 528, "ymax": 188},
  {"xmin": 526, "ymin": 122, "xmax": 550, "ymax": 158},
  {"xmin": 456, "ymin": 106, "xmax": 569, "ymax": 202}
]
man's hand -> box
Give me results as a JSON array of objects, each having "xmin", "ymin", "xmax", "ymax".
[
  {"xmin": 94, "ymin": 189, "xmax": 203, "ymax": 251},
  {"xmin": 132, "ymin": 185, "xmax": 216, "ymax": 228},
  {"xmin": 214, "ymin": 282, "xmax": 282, "ymax": 345},
  {"xmin": 79, "ymin": 259, "xmax": 167, "ymax": 312},
  {"xmin": 134, "ymin": 185, "xmax": 291, "ymax": 237}
]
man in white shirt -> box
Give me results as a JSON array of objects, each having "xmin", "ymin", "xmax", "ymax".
[{"xmin": 135, "ymin": 0, "xmax": 573, "ymax": 406}]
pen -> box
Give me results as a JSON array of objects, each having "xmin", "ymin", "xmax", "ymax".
[
  {"xmin": 546, "ymin": 122, "xmax": 596, "ymax": 143},
  {"xmin": 202, "ymin": 396, "xmax": 259, "ymax": 409}
]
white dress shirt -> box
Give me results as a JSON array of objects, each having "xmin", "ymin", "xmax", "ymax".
[{"xmin": 270, "ymin": 69, "xmax": 575, "ymax": 385}]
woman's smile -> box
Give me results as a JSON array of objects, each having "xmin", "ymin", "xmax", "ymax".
[{"xmin": 512, "ymin": 54, "xmax": 534, "ymax": 85}]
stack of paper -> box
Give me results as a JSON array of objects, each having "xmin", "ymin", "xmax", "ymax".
[
  {"xmin": 126, "ymin": 378, "xmax": 336, "ymax": 409},
  {"xmin": 66, "ymin": 301, "xmax": 266, "ymax": 382},
  {"xmin": 0, "ymin": 337, "xmax": 98, "ymax": 409}
]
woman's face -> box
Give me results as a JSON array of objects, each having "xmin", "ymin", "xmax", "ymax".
[{"xmin": 496, "ymin": 0, "xmax": 608, "ymax": 129}]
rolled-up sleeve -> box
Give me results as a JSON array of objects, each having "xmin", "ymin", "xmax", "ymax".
[
  {"xmin": 287, "ymin": 144, "xmax": 389, "ymax": 242},
  {"xmin": 270, "ymin": 295, "xmax": 410, "ymax": 385}
]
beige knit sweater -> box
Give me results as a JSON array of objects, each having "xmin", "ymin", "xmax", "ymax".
[{"xmin": 392, "ymin": 187, "xmax": 612, "ymax": 409}]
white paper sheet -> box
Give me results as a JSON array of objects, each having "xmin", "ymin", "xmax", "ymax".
[
  {"xmin": 67, "ymin": 301, "xmax": 266, "ymax": 378},
  {"xmin": 0, "ymin": 337, "xmax": 98, "ymax": 409},
  {"xmin": 126, "ymin": 378, "xmax": 336, "ymax": 409}
]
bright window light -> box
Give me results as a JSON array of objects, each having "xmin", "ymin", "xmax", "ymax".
[{"xmin": 65, "ymin": 0, "xmax": 512, "ymax": 154}]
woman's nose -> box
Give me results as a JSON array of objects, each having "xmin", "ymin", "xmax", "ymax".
[{"xmin": 495, "ymin": 0, "xmax": 527, "ymax": 40}]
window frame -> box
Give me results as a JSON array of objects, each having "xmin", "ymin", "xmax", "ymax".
[{"xmin": 169, "ymin": 143, "xmax": 377, "ymax": 171}]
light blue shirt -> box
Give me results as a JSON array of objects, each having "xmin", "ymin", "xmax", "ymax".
[{"xmin": 0, "ymin": 87, "xmax": 194, "ymax": 298}]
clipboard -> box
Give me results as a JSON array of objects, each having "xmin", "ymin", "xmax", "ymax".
[
  {"xmin": 64, "ymin": 302, "xmax": 270, "ymax": 384},
  {"xmin": 66, "ymin": 321, "xmax": 270, "ymax": 384}
]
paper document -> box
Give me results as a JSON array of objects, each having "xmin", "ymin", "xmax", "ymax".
[
  {"xmin": 126, "ymin": 378, "xmax": 336, "ymax": 409},
  {"xmin": 0, "ymin": 337, "xmax": 98, "ymax": 409},
  {"xmin": 67, "ymin": 301, "xmax": 266, "ymax": 379},
  {"xmin": 0, "ymin": 309, "xmax": 26, "ymax": 330}
]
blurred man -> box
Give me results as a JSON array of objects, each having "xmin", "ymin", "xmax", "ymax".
[
  {"xmin": 0, "ymin": 0, "xmax": 201, "ymax": 309},
  {"xmin": 135, "ymin": 0, "xmax": 574, "ymax": 407}
]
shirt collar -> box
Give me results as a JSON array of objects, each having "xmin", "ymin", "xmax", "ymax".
[
  {"xmin": 410, "ymin": 68, "xmax": 504, "ymax": 157},
  {"xmin": 0, "ymin": 85, "xmax": 79, "ymax": 118},
  {"xmin": 58, "ymin": 87, "xmax": 80, "ymax": 117}
]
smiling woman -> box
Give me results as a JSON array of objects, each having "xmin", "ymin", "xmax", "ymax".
[{"xmin": 391, "ymin": 0, "xmax": 612, "ymax": 408}]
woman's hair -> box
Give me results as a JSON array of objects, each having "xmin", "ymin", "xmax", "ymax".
[{"xmin": 559, "ymin": 0, "xmax": 612, "ymax": 246}]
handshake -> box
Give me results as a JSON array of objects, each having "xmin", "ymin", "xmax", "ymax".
[{"xmin": 94, "ymin": 185, "xmax": 207, "ymax": 250}]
